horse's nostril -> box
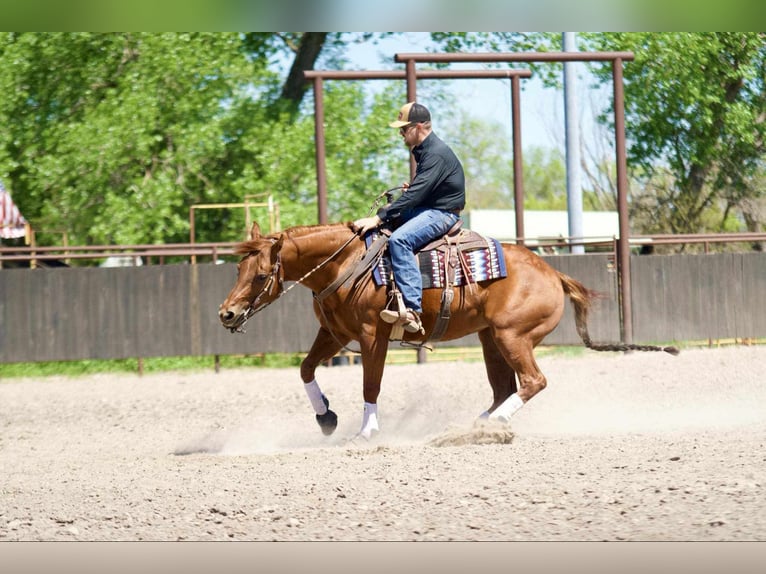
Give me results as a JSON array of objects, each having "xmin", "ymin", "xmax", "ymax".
[{"xmin": 222, "ymin": 311, "xmax": 234, "ymax": 321}]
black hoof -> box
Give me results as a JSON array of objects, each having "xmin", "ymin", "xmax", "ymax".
[
  {"xmin": 316, "ymin": 409, "xmax": 338, "ymax": 435},
  {"xmin": 315, "ymin": 395, "xmax": 338, "ymax": 435}
]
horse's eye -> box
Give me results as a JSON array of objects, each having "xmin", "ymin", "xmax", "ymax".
[{"xmin": 257, "ymin": 274, "xmax": 268, "ymax": 281}]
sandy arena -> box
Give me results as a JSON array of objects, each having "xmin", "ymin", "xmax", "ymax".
[{"xmin": 1, "ymin": 345, "xmax": 765, "ymax": 541}]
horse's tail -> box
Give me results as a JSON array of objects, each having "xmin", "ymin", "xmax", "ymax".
[{"xmin": 558, "ymin": 271, "xmax": 679, "ymax": 356}]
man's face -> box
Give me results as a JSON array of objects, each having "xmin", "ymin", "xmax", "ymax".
[{"xmin": 399, "ymin": 122, "xmax": 420, "ymax": 147}]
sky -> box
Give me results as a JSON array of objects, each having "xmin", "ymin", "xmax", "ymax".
[
  {"xmin": 340, "ymin": 32, "xmax": 609, "ymax": 153},
  {"xmin": 337, "ymin": 33, "xmax": 619, "ymax": 244}
]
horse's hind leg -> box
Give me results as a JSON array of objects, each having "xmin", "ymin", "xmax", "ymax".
[
  {"xmin": 477, "ymin": 328, "xmax": 518, "ymax": 418},
  {"xmin": 486, "ymin": 331, "xmax": 547, "ymax": 422},
  {"xmin": 300, "ymin": 326, "xmax": 350, "ymax": 435}
]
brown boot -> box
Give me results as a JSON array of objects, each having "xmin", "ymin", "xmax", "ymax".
[{"xmin": 402, "ymin": 309, "xmax": 423, "ymax": 334}]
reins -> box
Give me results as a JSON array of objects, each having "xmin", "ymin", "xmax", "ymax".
[
  {"xmin": 231, "ymin": 231, "xmax": 358, "ymax": 333},
  {"xmin": 367, "ymin": 185, "xmax": 403, "ymax": 215},
  {"xmin": 231, "ymin": 186, "xmax": 404, "ymax": 339}
]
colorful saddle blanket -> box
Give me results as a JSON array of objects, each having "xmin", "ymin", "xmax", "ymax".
[{"xmin": 365, "ymin": 230, "xmax": 508, "ymax": 289}]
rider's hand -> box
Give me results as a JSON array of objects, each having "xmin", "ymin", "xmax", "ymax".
[
  {"xmin": 402, "ymin": 182, "xmax": 410, "ymax": 191},
  {"xmin": 352, "ymin": 215, "xmax": 382, "ymax": 235}
]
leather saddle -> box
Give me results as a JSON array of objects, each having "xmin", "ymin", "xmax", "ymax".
[
  {"xmin": 316, "ymin": 221, "xmax": 506, "ymax": 345},
  {"xmin": 371, "ymin": 221, "xmax": 504, "ymax": 343}
]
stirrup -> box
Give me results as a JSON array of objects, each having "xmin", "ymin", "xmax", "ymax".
[
  {"xmin": 402, "ymin": 310, "xmax": 424, "ymax": 334},
  {"xmin": 380, "ymin": 287, "xmax": 406, "ymax": 324}
]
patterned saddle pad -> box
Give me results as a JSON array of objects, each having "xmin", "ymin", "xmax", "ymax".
[{"xmin": 365, "ymin": 231, "xmax": 507, "ymax": 289}]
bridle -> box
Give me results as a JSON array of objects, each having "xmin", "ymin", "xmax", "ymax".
[
  {"xmin": 229, "ymin": 233, "xmax": 358, "ymax": 334},
  {"xmin": 228, "ymin": 185, "xmax": 404, "ymax": 334},
  {"xmin": 227, "ymin": 249, "xmax": 283, "ymax": 333}
]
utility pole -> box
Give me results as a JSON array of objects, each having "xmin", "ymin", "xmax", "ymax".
[{"xmin": 563, "ymin": 32, "xmax": 584, "ymax": 254}]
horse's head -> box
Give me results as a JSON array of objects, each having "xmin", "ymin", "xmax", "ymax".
[{"xmin": 218, "ymin": 221, "xmax": 285, "ymax": 333}]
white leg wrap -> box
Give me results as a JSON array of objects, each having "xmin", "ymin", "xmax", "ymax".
[
  {"xmin": 359, "ymin": 402, "xmax": 379, "ymax": 440},
  {"xmin": 488, "ymin": 393, "xmax": 524, "ymax": 423},
  {"xmin": 304, "ymin": 379, "xmax": 328, "ymax": 415}
]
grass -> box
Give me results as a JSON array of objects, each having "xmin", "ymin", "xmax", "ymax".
[
  {"xmin": 0, "ymin": 353, "xmax": 303, "ymax": 379},
  {"xmin": 0, "ymin": 347, "xmax": 585, "ymax": 379},
  {"xmin": 1, "ymin": 339, "xmax": 760, "ymax": 379},
  {"xmin": 0, "ymin": 345, "xmax": 595, "ymax": 379},
  {"xmin": 385, "ymin": 344, "xmax": 588, "ymax": 365}
]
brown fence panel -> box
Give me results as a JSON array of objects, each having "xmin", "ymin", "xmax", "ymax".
[
  {"xmin": 632, "ymin": 255, "xmax": 701, "ymax": 342},
  {"xmin": 542, "ymin": 253, "xmax": 621, "ymax": 344},
  {"xmin": 740, "ymin": 252, "xmax": 766, "ymax": 338},
  {"xmin": 631, "ymin": 253, "xmax": 766, "ymax": 342},
  {"xmin": 2, "ymin": 253, "xmax": 765, "ymax": 364},
  {"xmin": 133, "ymin": 265, "xmax": 193, "ymax": 358},
  {"xmin": 197, "ymin": 263, "xmax": 319, "ymax": 355}
]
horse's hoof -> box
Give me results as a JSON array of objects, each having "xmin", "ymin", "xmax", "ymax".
[
  {"xmin": 316, "ymin": 409, "xmax": 338, "ymax": 435},
  {"xmin": 358, "ymin": 427, "xmax": 378, "ymax": 441}
]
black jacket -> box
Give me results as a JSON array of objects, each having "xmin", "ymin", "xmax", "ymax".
[{"xmin": 377, "ymin": 131, "xmax": 465, "ymax": 224}]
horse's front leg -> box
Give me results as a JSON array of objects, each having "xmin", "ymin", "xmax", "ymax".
[
  {"xmin": 301, "ymin": 326, "xmax": 349, "ymax": 435},
  {"xmin": 356, "ymin": 328, "xmax": 389, "ymax": 440}
]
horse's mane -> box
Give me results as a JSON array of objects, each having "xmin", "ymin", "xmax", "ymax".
[
  {"xmin": 234, "ymin": 222, "xmax": 353, "ymax": 256},
  {"xmin": 283, "ymin": 222, "xmax": 350, "ymax": 237}
]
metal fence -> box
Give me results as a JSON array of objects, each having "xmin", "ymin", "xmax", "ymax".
[{"xmin": 1, "ymin": 252, "xmax": 764, "ymax": 364}]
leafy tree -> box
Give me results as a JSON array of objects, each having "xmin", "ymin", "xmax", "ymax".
[
  {"xmin": 0, "ymin": 32, "xmax": 404, "ymax": 249},
  {"xmin": 227, "ymin": 81, "xmax": 406, "ymax": 231},
  {"xmin": 443, "ymin": 112, "xmax": 613, "ymax": 214},
  {"xmin": 0, "ymin": 32, "xmax": 270, "ymax": 245},
  {"xmin": 583, "ymin": 32, "xmax": 766, "ymax": 236},
  {"xmin": 522, "ymin": 147, "xmax": 569, "ymax": 210},
  {"xmin": 440, "ymin": 112, "xmax": 516, "ymax": 209},
  {"xmin": 436, "ymin": 32, "xmax": 766, "ymax": 240},
  {"xmin": 12, "ymin": 31, "xmax": 713, "ymax": 255}
]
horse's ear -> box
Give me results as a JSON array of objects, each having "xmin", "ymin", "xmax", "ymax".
[
  {"xmin": 249, "ymin": 221, "xmax": 261, "ymax": 240},
  {"xmin": 270, "ymin": 234, "xmax": 285, "ymax": 264}
]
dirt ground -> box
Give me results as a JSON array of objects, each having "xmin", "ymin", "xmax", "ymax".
[{"xmin": 1, "ymin": 345, "xmax": 765, "ymax": 541}]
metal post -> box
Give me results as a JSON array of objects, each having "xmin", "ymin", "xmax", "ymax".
[
  {"xmin": 189, "ymin": 207, "xmax": 196, "ymax": 264},
  {"xmin": 613, "ymin": 58, "xmax": 633, "ymax": 345},
  {"xmin": 405, "ymin": 60, "xmax": 417, "ymax": 101},
  {"xmin": 405, "ymin": 59, "xmax": 418, "ymax": 178},
  {"xmin": 563, "ymin": 33, "xmax": 584, "ymax": 254},
  {"xmin": 304, "ymin": 68, "xmax": 531, "ymax": 227},
  {"xmin": 404, "ymin": 59, "xmax": 426, "ymax": 365},
  {"xmin": 511, "ymin": 75, "xmax": 524, "ymax": 245},
  {"xmin": 313, "ymin": 76, "xmax": 328, "ymax": 224}
]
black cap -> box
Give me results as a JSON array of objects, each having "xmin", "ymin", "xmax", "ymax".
[{"xmin": 389, "ymin": 102, "xmax": 431, "ymax": 128}]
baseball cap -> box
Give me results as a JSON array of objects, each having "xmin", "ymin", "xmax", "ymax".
[{"xmin": 389, "ymin": 102, "xmax": 431, "ymax": 128}]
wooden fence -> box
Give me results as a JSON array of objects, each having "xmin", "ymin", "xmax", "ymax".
[{"xmin": 0, "ymin": 252, "xmax": 763, "ymax": 364}]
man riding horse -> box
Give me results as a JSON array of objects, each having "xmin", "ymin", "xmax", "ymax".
[
  {"xmin": 352, "ymin": 101, "xmax": 465, "ymax": 336},
  {"xmin": 219, "ymin": 102, "xmax": 679, "ymax": 441}
]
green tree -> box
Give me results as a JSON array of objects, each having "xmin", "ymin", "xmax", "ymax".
[
  {"xmin": 0, "ymin": 32, "xmax": 405, "ymax": 248},
  {"xmin": 0, "ymin": 31, "xmax": 588, "ymax": 252},
  {"xmin": 0, "ymin": 32, "xmax": 270, "ymax": 245},
  {"xmin": 441, "ymin": 112, "xmax": 515, "ymax": 209},
  {"xmin": 583, "ymin": 32, "xmax": 766, "ymax": 236},
  {"xmin": 443, "ymin": 113, "xmax": 594, "ymax": 212}
]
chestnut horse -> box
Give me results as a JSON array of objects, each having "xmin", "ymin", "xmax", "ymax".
[{"xmin": 219, "ymin": 221, "xmax": 678, "ymax": 439}]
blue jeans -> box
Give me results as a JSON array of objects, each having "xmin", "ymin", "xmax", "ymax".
[{"xmin": 388, "ymin": 207, "xmax": 460, "ymax": 313}]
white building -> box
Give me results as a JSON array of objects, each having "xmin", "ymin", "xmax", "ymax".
[{"xmin": 464, "ymin": 209, "xmax": 619, "ymax": 250}]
